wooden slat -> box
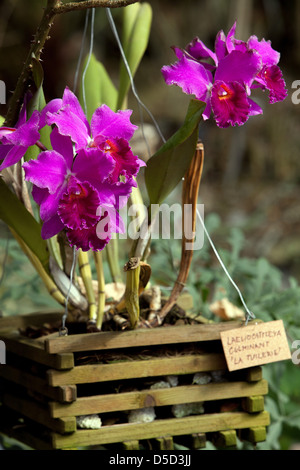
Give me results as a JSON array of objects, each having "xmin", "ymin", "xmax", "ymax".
[
  {"xmin": 0, "ymin": 364, "xmax": 76, "ymax": 403},
  {"xmin": 51, "ymin": 411, "xmax": 270, "ymax": 448},
  {"xmin": 3, "ymin": 393, "xmax": 76, "ymax": 434},
  {"xmin": 212, "ymin": 430, "xmax": 237, "ymax": 447},
  {"xmin": 50, "ymin": 380, "xmax": 268, "ymax": 418},
  {"xmin": 45, "ymin": 322, "xmax": 243, "ymax": 354},
  {"xmin": 240, "ymin": 426, "xmax": 267, "ymax": 444},
  {"xmin": 242, "ymin": 396, "xmax": 265, "ymax": 413},
  {"xmin": 47, "ymin": 353, "xmax": 226, "ymax": 386},
  {"xmin": 153, "ymin": 436, "xmax": 174, "ymax": 450},
  {"xmin": 0, "ymin": 330, "xmax": 74, "ymax": 369},
  {"xmin": 122, "ymin": 440, "xmax": 140, "ymax": 450}
]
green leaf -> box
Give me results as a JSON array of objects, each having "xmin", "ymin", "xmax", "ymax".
[
  {"xmin": 25, "ymin": 57, "xmax": 51, "ymax": 158},
  {"xmin": 0, "ymin": 116, "xmax": 4, "ymax": 126},
  {"xmin": 79, "ymin": 53, "xmax": 118, "ymax": 120},
  {"xmin": 117, "ymin": 2, "xmax": 152, "ymax": 109},
  {"xmin": 144, "ymin": 99, "xmax": 205, "ymax": 207},
  {"xmin": 30, "ymin": 56, "xmax": 46, "ymax": 113},
  {"xmin": 0, "ymin": 178, "xmax": 49, "ymax": 271}
]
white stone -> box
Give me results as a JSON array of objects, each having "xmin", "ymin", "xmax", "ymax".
[{"xmin": 76, "ymin": 414, "xmax": 102, "ymax": 429}]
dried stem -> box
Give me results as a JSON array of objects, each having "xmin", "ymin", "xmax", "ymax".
[{"xmin": 150, "ymin": 141, "xmax": 205, "ymax": 326}]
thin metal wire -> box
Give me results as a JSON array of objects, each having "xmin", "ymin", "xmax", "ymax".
[
  {"xmin": 196, "ymin": 208, "xmax": 255, "ymax": 325},
  {"xmin": 73, "ymin": 9, "xmax": 90, "ymax": 93},
  {"xmin": 81, "ymin": 7, "xmax": 96, "ymax": 115},
  {"xmin": 105, "ymin": 7, "xmax": 166, "ymax": 158},
  {"xmin": 60, "ymin": 246, "xmax": 77, "ymax": 335}
]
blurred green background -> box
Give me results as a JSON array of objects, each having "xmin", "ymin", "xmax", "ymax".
[{"xmin": 0, "ymin": 0, "xmax": 300, "ymax": 450}]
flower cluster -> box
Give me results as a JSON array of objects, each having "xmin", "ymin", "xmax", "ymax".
[
  {"xmin": 161, "ymin": 22, "xmax": 287, "ymax": 128},
  {"xmin": 0, "ymin": 88, "xmax": 144, "ymax": 251}
]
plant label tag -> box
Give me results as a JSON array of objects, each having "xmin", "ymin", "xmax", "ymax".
[{"xmin": 220, "ymin": 320, "xmax": 291, "ymax": 371}]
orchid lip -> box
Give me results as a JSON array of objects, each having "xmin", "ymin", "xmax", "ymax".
[{"xmin": 0, "ymin": 127, "xmax": 16, "ymax": 137}]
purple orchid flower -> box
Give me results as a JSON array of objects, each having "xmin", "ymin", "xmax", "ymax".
[
  {"xmin": 21, "ymin": 87, "xmax": 144, "ymax": 251},
  {"xmin": 23, "ymin": 128, "xmax": 128, "ymax": 251},
  {"xmin": 0, "ymin": 105, "xmax": 40, "ymax": 171},
  {"xmin": 41, "ymin": 87, "xmax": 145, "ymax": 183},
  {"xmin": 161, "ymin": 23, "xmax": 287, "ymax": 128}
]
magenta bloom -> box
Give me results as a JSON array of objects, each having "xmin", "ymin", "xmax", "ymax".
[
  {"xmin": 162, "ymin": 22, "xmax": 287, "ymax": 128},
  {"xmin": 23, "ymin": 128, "xmax": 127, "ymax": 251},
  {"xmin": 42, "ymin": 87, "xmax": 145, "ymax": 183},
  {"xmin": 21, "ymin": 88, "xmax": 144, "ymax": 251},
  {"xmin": 0, "ymin": 105, "xmax": 40, "ymax": 171}
]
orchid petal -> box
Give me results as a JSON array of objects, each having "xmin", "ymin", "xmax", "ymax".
[
  {"xmin": 225, "ymin": 22, "xmax": 237, "ymax": 53},
  {"xmin": 67, "ymin": 225, "xmax": 110, "ymax": 252},
  {"xmin": 215, "ymin": 30, "xmax": 227, "ymax": 62},
  {"xmin": 39, "ymin": 98, "xmax": 62, "ymax": 129},
  {"xmin": 91, "ymin": 105, "xmax": 137, "ymax": 141},
  {"xmin": 186, "ymin": 37, "xmax": 217, "ymax": 65},
  {"xmin": 256, "ymin": 65, "xmax": 288, "ymax": 103},
  {"xmin": 96, "ymin": 205, "xmax": 125, "ymax": 236},
  {"xmin": 248, "ymin": 37, "xmax": 280, "ymax": 67},
  {"xmin": 93, "ymin": 135, "xmax": 144, "ymax": 183},
  {"xmin": 32, "ymin": 186, "xmax": 65, "ymax": 221},
  {"xmin": 161, "ymin": 55, "xmax": 212, "ymax": 101},
  {"xmin": 23, "ymin": 150, "xmax": 69, "ymax": 193},
  {"xmin": 46, "ymin": 108, "xmax": 89, "ymax": 151},
  {"xmin": 58, "ymin": 177, "xmax": 101, "ymax": 230},
  {"xmin": 3, "ymin": 110, "xmax": 40, "ymax": 148},
  {"xmin": 211, "ymin": 81, "xmax": 250, "ymax": 128},
  {"xmin": 72, "ymin": 147, "xmax": 114, "ymax": 188},
  {"xmin": 41, "ymin": 214, "xmax": 65, "ymax": 239},
  {"xmin": 248, "ymin": 98, "xmax": 263, "ymax": 116},
  {"xmin": 61, "ymin": 87, "xmax": 91, "ymax": 135},
  {"xmin": 215, "ymin": 50, "xmax": 261, "ymax": 88},
  {"xmin": 50, "ymin": 127, "xmax": 74, "ymax": 168},
  {"xmin": 0, "ymin": 145, "xmax": 27, "ymax": 171}
]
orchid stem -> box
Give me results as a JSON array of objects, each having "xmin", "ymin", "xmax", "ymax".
[
  {"xmin": 35, "ymin": 140, "xmax": 48, "ymax": 152},
  {"xmin": 94, "ymin": 251, "xmax": 106, "ymax": 330},
  {"xmin": 124, "ymin": 257, "xmax": 140, "ymax": 328},
  {"xmin": 10, "ymin": 227, "xmax": 70, "ymax": 309},
  {"xmin": 105, "ymin": 241, "xmax": 122, "ymax": 283},
  {"xmin": 78, "ymin": 250, "xmax": 97, "ymax": 325}
]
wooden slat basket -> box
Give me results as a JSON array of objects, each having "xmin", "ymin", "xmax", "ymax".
[{"xmin": 0, "ymin": 312, "xmax": 270, "ymax": 450}]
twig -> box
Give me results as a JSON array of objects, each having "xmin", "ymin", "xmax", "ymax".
[
  {"xmin": 53, "ymin": 0, "xmax": 139, "ymax": 15},
  {"xmin": 149, "ymin": 141, "xmax": 205, "ymax": 327}
]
